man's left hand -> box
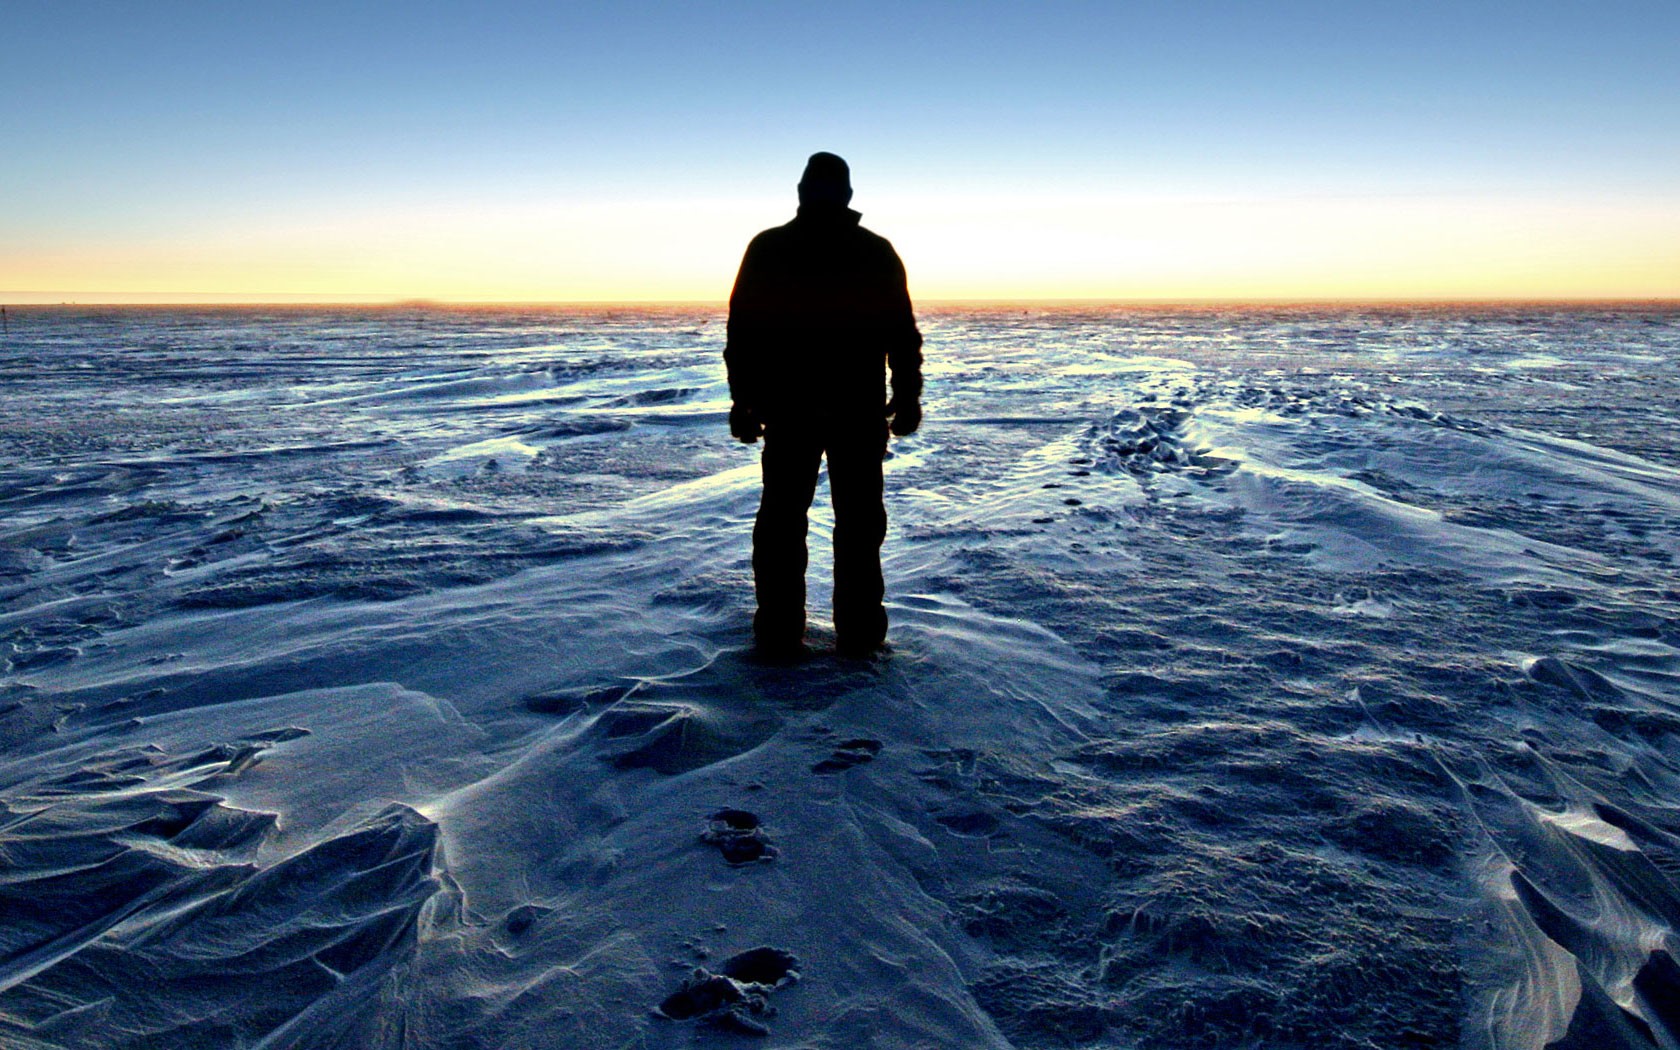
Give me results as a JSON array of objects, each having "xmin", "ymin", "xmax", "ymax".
[{"xmin": 730, "ymin": 403, "xmax": 763, "ymax": 443}]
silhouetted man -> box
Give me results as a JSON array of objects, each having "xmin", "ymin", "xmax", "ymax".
[{"xmin": 725, "ymin": 152, "xmax": 922, "ymax": 656}]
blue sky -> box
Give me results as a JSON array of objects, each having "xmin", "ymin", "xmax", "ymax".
[{"xmin": 4, "ymin": 1, "xmax": 1677, "ymax": 299}]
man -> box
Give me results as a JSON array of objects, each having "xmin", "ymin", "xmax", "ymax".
[{"xmin": 724, "ymin": 152, "xmax": 923, "ymax": 657}]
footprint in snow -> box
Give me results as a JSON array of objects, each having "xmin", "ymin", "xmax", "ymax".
[
  {"xmin": 700, "ymin": 809, "xmax": 778, "ymax": 865},
  {"xmin": 812, "ymin": 738, "xmax": 882, "ymax": 774},
  {"xmin": 656, "ymin": 946, "xmax": 801, "ymax": 1036}
]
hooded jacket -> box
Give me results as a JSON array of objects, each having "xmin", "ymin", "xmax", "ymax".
[{"xmin": 725, "ymin": 205, "xmax": 922, "ymax": 425}]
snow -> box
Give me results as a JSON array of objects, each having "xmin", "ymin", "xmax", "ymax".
[{"xmin": 3, "ymin": 301, "xmax": 1679, "ymax": 1048}]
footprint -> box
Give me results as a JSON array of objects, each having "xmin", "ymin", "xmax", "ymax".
[
  {"xmin": 500, "ymin": 902, "xmax": 554, "ymax": 938},
  {"xmin": 720, "ymin": 947, "xmax": 801, "ymax": 985},
  {"xmin": 656, "ymin": 946, "xmax": 801, "ymax": 1036},
  {"xmin": 700, "ymin": 809, "xmax": 778, "ymax": 865},
  {"xmin": 813, "ymin": 738, "xmax": 882, "ymax": 775}
]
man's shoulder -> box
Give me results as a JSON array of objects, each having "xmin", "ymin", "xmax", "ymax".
[
  {"xmin": 757, "ymin": 217, "xmax": 808, "ymax": 240},
  {"xmin": 744, "ymin": 221, "xmax": 799, "ymax": 256},
  {"xmin": 853, "ymin": 223, "xmax": 895, "ymax": 250},
  {"xmin": 853, "ymin": 225, "xmax": 905, "ymax": 269}
]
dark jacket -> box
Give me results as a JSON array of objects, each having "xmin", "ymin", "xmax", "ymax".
[{"xmin": 725, "ymin": 206, "xmax": 922, "ymax": 425}]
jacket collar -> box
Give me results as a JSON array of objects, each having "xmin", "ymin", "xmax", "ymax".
[{"xmin": 794, "ymin": 205, "xmax": 862, "ymax": 227}]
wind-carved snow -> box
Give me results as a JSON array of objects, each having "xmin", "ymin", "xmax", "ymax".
[{"xmin": 2, "ymin": 302, "xmax": 1679, "ymax": 1048}]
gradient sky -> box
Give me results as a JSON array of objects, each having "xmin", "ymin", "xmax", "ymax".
[{"xmin": 4, "ymin": 1, "xmax": 1677, "ymax": 301}]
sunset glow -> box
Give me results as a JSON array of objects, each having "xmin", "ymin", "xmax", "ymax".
[{"xmin": 4, "ymin": 3, "xmax": 1676, "ymax": 304}]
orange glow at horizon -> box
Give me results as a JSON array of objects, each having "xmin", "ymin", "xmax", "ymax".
[{"xmin": 3, "ymin": 192, "xmax": 1676, "ymax": 304}]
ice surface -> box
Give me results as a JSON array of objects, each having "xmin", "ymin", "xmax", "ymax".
[{"xmin": 2, "ymin": 302, "xmax": 1680, "ymax": 1047}]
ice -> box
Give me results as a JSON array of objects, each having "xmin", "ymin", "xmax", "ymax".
[{"xmin": 2, "ymin": 302, "xmax": 1679, "ymax": 1047}]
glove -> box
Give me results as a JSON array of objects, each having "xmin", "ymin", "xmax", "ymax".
[
  {"xmin": 886, "ymin": 397, "xmax": 921, "ymax": 437},
  {"xmin": 729, "ymin": 403, "xmax": 763, "ymax": 443}
]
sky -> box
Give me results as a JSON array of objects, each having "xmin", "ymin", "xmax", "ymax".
[{"xmin": 3, "ymin": 1, "xmax": 1677, "ymax": 302}]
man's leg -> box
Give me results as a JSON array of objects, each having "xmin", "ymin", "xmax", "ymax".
[
  {"xmin": 753, "ymin": 425, "xmax": 823, "ymax": 651},
  {"xmin": 826, "ymin": 420, "xmax": 889, "ymax": 654}
]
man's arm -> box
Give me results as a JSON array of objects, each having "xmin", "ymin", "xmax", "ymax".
[
  {"xmin": 724, "ymin": 237, "xmax": 767, "ymax": 443},
  {"xmin": 882, "ymin": 244, "xmax": 923, "ymax": 436}
]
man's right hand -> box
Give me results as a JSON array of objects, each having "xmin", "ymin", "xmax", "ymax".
[
  {"xmin": 730, "ymin": 403, "xmax": 763, "ymax": 443},
  {"xmin": 887, "ymin": 398, "xmax": 921, "ymax": 436}
]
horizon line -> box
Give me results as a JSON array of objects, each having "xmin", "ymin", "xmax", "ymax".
[{"xmin": 4, "ymin": 295, "xmax": 1678, "ymax": 309}]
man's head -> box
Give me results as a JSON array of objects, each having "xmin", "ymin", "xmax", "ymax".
[{"xmin": 798, "ymin": 152, "xmax": 852, "ymax": 209}]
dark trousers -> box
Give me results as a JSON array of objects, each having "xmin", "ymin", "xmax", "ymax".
[{"xmin": 753, "ymin": 418, "xmax": 889, "ymax": 650}]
